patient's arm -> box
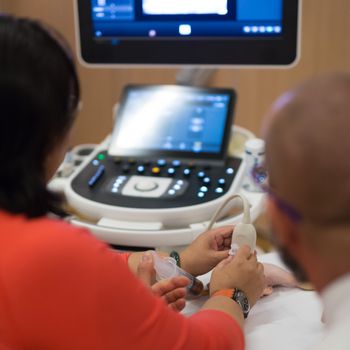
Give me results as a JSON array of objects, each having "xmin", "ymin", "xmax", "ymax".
[
  {"xmin": 261, "ymin": 263, "xmax": 314, "ymax": 296},
  {"xmin": 263, "ymin": 263, "xmax": 298, "ymax": 288}
]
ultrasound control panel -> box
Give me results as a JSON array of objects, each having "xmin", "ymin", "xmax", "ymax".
[
  {"xmin": 71, "ymin": 151, "xmax": 242, "ymax": 209},
  {"xmin": 69, "ymin": 85, "xmax": 243, "ymax": 210}
]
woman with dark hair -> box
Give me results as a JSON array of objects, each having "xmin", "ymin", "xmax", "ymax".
[{"xmin": 0, "ymin": 15, "xmax": 264, "ymax": 349}]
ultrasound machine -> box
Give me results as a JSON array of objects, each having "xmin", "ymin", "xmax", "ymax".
[{"xmin": 50, "ymin": 0, "xmax": 300, "ymax": 249}]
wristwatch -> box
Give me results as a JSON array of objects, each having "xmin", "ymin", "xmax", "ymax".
[
  {"xmin": 212, "ymin": 288, "xmax": 251, "ymax": 319},
  {"xmin": 232, "ymin": 289, "xmax": 250, "ymax": 319}
]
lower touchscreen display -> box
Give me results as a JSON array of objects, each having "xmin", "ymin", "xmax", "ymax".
[{"xmin": 108, "ymin": 85, "xmax": 235, "ymax": 160}]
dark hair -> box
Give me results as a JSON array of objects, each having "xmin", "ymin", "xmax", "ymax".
[{"xmin": 0, "ymin": 15, "xmax": 80, "ymax": 218}]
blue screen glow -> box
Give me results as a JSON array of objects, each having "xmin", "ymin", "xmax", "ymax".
[{"xmin": 91, "ymin": 0, "xmax": 283, "ymax": 38}]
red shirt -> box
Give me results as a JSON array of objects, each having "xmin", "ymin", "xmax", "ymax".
[{"xmin": 0, "ymin": 211, "xmax": 244, "ymax": 350}]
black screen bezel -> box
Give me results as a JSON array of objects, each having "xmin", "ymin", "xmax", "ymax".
[
  {"xmin": 108, "ymin": 85, "xmax": 236, "ymax": 160},
  {"xmin": 77, "ymin": 0, "xmax": 299, "ymax": 66}
]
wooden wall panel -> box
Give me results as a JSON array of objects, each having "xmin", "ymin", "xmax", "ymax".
[
  {"xmin": 0, "ymin": 0, "xmax": 13, "ymax": 12},
  {"xmin": 3, "ymin": 0, "xmax": 350, "ymax": 144}
]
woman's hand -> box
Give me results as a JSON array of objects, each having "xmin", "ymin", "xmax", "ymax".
[
  {"xmin": 151, "ymin": 277, "xmax": 189, "ymax": 312},
  {"xmin": 180, "ymin": 226, "xmax": 234, "ymax": 276},
  {"xmin": 137, "ymin": 252, "xmax": 189, "ymax": 312}
]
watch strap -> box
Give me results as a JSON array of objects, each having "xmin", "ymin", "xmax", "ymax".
[
  {"xmin": 211, "ymin": 288, "xmax": 236, "ymax": 299},
  {"xmin": 169, "ymin": 250, "xmax": 181, "ymax": 267},
  {"xmin": 211, "ymin": 288, "xmax": 250, "ymax": 319}
]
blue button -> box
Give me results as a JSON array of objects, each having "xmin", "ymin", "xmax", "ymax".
[
  {"xmin": 203, "ymin": 177, "xmax": 211, "ymax": 184},
  {"xmin": 226, "ymin": 168, "xmax": 234, "ymax": 175},
  {"xmin": 168, "ymin": 189, "xmax": 176, "ymax": 196},
  {"xmin": 168, "ymin": 168, "xmax": 176, "ymax": 175},
  {"xmin": 157, "ymin": 159, "xmax": 167, "ymax": 167},
  {"xmin": 88, "ymin": 165, "xmax": 105, "ymax": 187},
  {"xmin": 173, "ymin": 184, "xmax": 181, "ymax": 191},
  {"xmin": 197, "ymin": 171, "xmax": 205, "ymax": 178},
  {"xmin": 92, "ymin": 159, "xmax": 99, "ymax": 166},
  {"xmin": 215, "ymin": 187, "xmax": 224, "ymax": 194},
  {"xmin": 183, "ymin": 168, "xmax": 191, "ymax": 176},
  {"xmin": 218, "ymin": 178, "xmax": 226, "ymax": 185},
  {"xmin": 200, "ymin": 186, "xmax": 208, "ymax": 192},
  {"xmin": 172, "ymin": 160, "xmax": 181, "ymax": 167},
  {"xmin": 197, "ymin": 192, "xmax": 205, "ymax": 198},
  {"xmin": 137, "ymin": 165, "xmax": 145, "ymax": 173}
]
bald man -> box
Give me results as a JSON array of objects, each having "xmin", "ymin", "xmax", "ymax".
[{"xmin": 263, "ymin": 73, "xmax": 350, "ymax": 350}]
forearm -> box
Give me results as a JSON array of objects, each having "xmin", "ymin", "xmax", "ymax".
[
  {"xmin": 201, "ymin": 296, "xmax": 244, "ymax": 329},
  {"xmin": 128, "ymin": 250, "xmax": 193, "ymax": 276},
  {"xmin": 127, "ymin": 251, "xmax": 145, "ymax": 273},
  {"xmin": 127, "ymin": 251, "xmax": 169, "ymax": 275}
]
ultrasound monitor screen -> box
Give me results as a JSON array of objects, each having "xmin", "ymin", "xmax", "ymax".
[
  {"xmin": 77, "ymin": 0, "xmax": 299, "ymax": 65},
  {"xmin": 91, "ymin": 0, "xmax": 283, "ymax": 38},
  {"xmin": 108, "ymin": 85, "xmax": 235, "ymax": 159}
]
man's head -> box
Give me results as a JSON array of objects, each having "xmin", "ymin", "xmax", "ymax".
[{"xmin": 263, "ymin": 73, "xmax": 350, "ymax": 291}]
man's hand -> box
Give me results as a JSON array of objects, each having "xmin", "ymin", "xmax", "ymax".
[
  {"xmin": 137, "ymin": 252, "xmax": 189, "ymax": 312},
  {"xmin": 180, "ymin": 226, "xmax": 234, "ymax": 276},
  {"xmin": 209, "ymin": 245, "xmax": 265, "ymax": 307}
]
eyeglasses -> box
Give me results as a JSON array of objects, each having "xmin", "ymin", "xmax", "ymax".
[{"xmin": 251, "ymin": 165, "xmax": 303, "ymax": 223}]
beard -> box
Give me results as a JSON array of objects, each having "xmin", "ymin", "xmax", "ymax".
[{"xmin": 270, "ymin": 226, "xmax": 309, "ymax": 283}]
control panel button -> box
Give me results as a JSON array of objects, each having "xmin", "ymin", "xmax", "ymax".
[
  {"xmin": 200, "ymin": 186, "xmax": 208, "ymax": 192},
  {"xmin": 172, "ymin": 160, "xmax": 181, "ymax": 167},
  {"xmin": 167, "ymin": 168, "xmax": 176, "ymax": 176},
  {"xmin": 183, "ymin": 168, "xmax": 191, "ymax": 176},
  {"xmin": 203, "ymin": 177, "xmax": 211, "ymax": 184},
  {"xmin": 218, "ymin": 178, "xmax": 226, "ymax": 186},
  {"xmin": 157, "ymin": 159, "xmax": 167, "ymax": 167},
  {"xmin": 122, "ymin": 176, "xmax": 172, "ymax": 198},
  {"xmin": 137, "ymin": 165, "xmax": 145, "ymax": 174},
  {"xmin": 97, "ymin": 153, "xmax": 105, "ymax": 161},
  {"xmin": 109, "ymin": 176, "xmax": 128, "ymax": 194},
  {"xmin": 88, "ymin": 165, "xmax": 105, "ymax": 188},
  {"xmin": 135, "ymin": 180, "xmax": 158, "ymax": 192},
  {"xmin": 152, "ymin": 167, "xmax": 161, "ymax": 175}
]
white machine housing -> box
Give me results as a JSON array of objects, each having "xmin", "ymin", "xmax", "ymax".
[{"xmin": 49, "ymin": 126, "xmax": 265, "ymax": 247}]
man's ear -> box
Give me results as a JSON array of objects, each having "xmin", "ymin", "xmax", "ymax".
[{"xmin": 266, "ymin": 197, "xmax": 300, "ymax": 250}]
